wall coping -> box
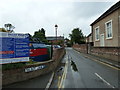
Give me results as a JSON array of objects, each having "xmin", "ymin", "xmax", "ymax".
[
  {"xmin": 26, "ymin": 60, "xmax": 54, "ymax": 66},
  {"xmin": 93, "ymin": 47, "xmax": 120, "ymax": 48}
]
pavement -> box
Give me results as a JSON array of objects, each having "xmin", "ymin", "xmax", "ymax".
[{"xmin": 2, "ymin": 71, "xmax": 53, "ymax": 89}]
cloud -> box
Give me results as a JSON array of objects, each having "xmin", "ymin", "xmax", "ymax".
[{"xmin": 0, "ymin": 0, "xmax": 117, "ymax": 38}]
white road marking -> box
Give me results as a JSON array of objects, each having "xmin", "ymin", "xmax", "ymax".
[
  {"xmin": 95, "ymin": 73, "xmax": 115, "ymax": 88},
  {"xmin": 45, "ymin": 72, "xmax": 55, "ymax": 89}
]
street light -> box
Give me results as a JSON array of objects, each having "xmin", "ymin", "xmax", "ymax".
[{"xmin": 55, "ymin": 24, "xmax": 58, "ymax": 43}]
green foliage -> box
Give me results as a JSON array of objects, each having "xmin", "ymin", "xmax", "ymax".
[
  {"xmin": 57, "ymin": 40, "xmax": 64, "ymax": 45},
  {"xmin": 28, "ymin": 28, "xmax": 49, "ymax": 44},
  {"xmin": 33, "ymin": 28, "xmax": 48, "ymax": 43},
  {"xmin": 66, "ymin": 43, "xmax": 72, "ymax": 47},
  {"xmin": 0, "ymin": 28, "xmax": 7, "ymax": 32},
  {"xmin": 47, "ymin": 42, "xmax": 52, "ymax": 45},
  {"xmin": 64, "ymin": 38, "xmax": 69, "ymax": 41},
  {"xmin": 28, "ymin": 33, "xmax": 33, "ymax": 42},
  {"xmin": 69, "ymin": 28, "xmax": 85, "ymax": 44},
  {"xmin": 2, "ymin": 63, "xmax": 25, "ymax": 70}
]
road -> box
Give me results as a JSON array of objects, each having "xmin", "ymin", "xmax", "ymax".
[
  {"xmin": 3, "ymin": 47, "xmax": 119, "ymax": 89},
  {"xmin": 59, "ymin": 48, "xmax": 119, "ymax": 88}
]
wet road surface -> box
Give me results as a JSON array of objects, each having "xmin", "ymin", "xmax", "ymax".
[
  {"xmin": 61, "ymin": 48, "xmax": 119, "ymax": 88},
  {"xmin": 2, "ymin": 47, "xmax": 119, "ymax": 89}
]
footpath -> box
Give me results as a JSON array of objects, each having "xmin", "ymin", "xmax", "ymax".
[{"xmin": 73, "ymin": 48, "xmax": 120, "ymax": 69}]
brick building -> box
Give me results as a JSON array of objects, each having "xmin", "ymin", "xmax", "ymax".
[{"xmin": 46, "ymin": 36, "xmax": 64, "ymax": 44}]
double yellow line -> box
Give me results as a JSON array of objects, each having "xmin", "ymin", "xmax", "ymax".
[
  {"xmin": 58, "ymin": 54, "xmax": 68, "ymax": 89},
  {"xmin": 92, "ymin": 58, "xmax": 120, "ymax": 70}
]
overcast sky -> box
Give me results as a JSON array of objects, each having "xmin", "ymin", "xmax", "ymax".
[{"xmin": 0, "ymin": 0, "xmax": 119, "ymax": 38}]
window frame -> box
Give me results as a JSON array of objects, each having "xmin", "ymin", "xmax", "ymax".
[
  {"xmin": 95, "ymin": 26, "xmax": 100, "ymax": 41},
  {"xmin": 105, "ymin": 20, "xmax": 113, "ymax": 39}
]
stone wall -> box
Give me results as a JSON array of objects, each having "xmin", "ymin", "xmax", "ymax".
[
  {"xmin": 73, "ymin": 44, "xmax": 120, "ymax": 62},
  {"xmin": 72, "ymin": 44, "xmax": 88, "ymax": 53},
  {"xmin": 2, "ymin": 48, "xmax": 65, "ymax": 86},
  {"xmin": 90, "ymin": 47, "xmax": 120, "ymax": 62}
]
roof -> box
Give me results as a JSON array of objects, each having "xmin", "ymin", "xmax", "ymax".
[
  {"xmin": 46, "ymin": 36, "xmax": 64, "ymax": 41},
  {"xmin": 91, "ymin": 1, "xmax": 120, "ymax": 26},
  {"xmin": 87, "ymin": 33, "xmax": 92, "ymax": 38}
]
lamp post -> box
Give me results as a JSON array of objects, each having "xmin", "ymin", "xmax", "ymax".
[{"xmin": 55, "ymin": 24, "xmax": 58, "ymax": 44}]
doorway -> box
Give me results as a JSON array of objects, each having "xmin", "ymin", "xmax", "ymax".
[{"xmin": 100, "ymin": 34, "xmax": 104, "ymax": 46}]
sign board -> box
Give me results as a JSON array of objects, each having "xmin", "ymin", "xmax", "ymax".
[
  {"xmin": 24, "ymin": 65, "xmax": 46, "ymax": 72},
  {"xmin": 0, "ymin": 32, "xmax": 29, "ymax": 64}
]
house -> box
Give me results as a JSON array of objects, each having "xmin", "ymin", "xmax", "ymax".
[{"xmin": 90, "ymin": 1, "xmax": 120, "ymax": 47}]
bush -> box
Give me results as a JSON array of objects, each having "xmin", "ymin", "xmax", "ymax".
[
  {"xmin": 2, "ymin": 63, "xmax": 26, "ymax": 70},
  {"xmin": 66, "ymin": 43, "xmax": 72, "ymax": 47}
]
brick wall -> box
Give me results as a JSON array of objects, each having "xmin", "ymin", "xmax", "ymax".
[
  {"xmin": 73, "ymin": 44, "xmax": 88, "ymax": 53},
  {"xmin": 90, "ymin": 47, "xmax": 120, "ymax": 62},
  {"xmin": 73, "ymin": 44, "xmax": 120, "ymax": 62},
  {"xmin": 2, "ymin": 48, "xmax": 65, "ymax": 86}
]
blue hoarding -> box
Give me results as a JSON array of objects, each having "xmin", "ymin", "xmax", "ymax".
[{"xmin": 0, "ymin": 32, "xmax": 29, "ymax": 64}]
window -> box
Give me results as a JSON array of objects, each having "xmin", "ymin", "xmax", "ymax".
[
  {"xmin": 95, "ymin": 26, "xmax": 99, "ymax": 41},
  {"xmin": 105, "ymin": 20, "xmax": 112, "ymax": 39}
]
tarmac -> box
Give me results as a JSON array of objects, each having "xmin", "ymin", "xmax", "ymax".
[{"xmin": 73, "ymin": 48, "xmax": 120, "ymax": 69}]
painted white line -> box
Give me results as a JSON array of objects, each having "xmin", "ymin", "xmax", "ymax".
[
  {"xmin": 45, "ymin": 72, "xmax": 55, "ymax": 90},
  {"xmin": 95, "ymin": 73, "xmax": 115, "ymax": 88}
]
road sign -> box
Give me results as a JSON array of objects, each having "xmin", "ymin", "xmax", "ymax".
[{"xmin": 0, "ymin": 32, "xmax": 29, "ymax": 64}]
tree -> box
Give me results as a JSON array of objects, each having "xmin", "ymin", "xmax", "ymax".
[
  {"xmin": 28, "ymin": 33, "xmax": 33, "ymax": 42},
  {"xmin": 0, "ymin": 28, "xmax": 7, "ymax": 32},
  {"xmin": 41, "ymin": 28, "xmax": 45, "ymax": 35},
  {"xmin": 33, "ymin": 28, "xmax": 48, "ymax": 43},
  {"xmin": 69, "ymin": 28, "xmax": 85, "ymax": 44},
  {"xmin": 4, "ymin": 23, "xmax": 15, "ymax": 33}
]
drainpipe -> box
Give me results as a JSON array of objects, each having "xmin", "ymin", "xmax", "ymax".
[{"xmin": 118, "ymin": 9, "xmax": 120, "ymax": 63}]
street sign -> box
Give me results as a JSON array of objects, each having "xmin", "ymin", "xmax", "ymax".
[
  {"xmin": 24, "ymin": 65, "xmax": 46, "ymax": 72},
  {"xmin": 0, "ymin": 32, "xmax": 29, "ymax": 64}
]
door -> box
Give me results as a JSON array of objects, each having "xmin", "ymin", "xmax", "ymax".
[{"xmin": 100, "ymin": 34, "xmax": 104, "ymax": 46}]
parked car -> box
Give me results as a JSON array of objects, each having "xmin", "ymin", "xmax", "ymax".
[{"xmin": 52, "ymin": 45, "xmax": 61, "ymax": 50}]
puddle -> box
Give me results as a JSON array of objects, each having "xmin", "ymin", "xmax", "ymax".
[{"xmin": 70, "ymin": 60, "xmax": 78, "ymax": 72}]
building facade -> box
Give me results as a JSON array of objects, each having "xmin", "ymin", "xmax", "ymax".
[
  {"xmin": 91, "ymin": 1, "xmax": 120, "ymax": 47},
  {"xmin": 86, "ymin": 33, "xmax": 93, "ymax": 43},
  {"xmin": 46, "ymin": 36, "xmax": 64, "ymax": 44}
]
